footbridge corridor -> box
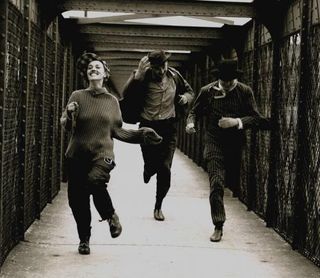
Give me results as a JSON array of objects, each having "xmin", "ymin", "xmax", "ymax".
[{"xmin": 0, "ymin": 0, "xmax": 319, "ymax": 269}]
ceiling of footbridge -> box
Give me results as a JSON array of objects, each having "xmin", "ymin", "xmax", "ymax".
[{"xmin": 41, "ymin": 0, "xmax": 277, "ymax": 90}]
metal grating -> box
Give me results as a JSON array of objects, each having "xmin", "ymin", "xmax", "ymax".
[
  {"xmin": 23, "ymin": 23, "xmax": 42, "ymax": 228},
  {"xmin": 1, "ymin": 2, "xmax": 24, "ymax": 264}
]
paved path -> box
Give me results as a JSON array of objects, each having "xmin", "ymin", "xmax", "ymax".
[{"xmin": 1, "ymin": 128, "xmax": 319, "ymax": 277}]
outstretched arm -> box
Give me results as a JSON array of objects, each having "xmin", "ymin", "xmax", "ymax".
[{"xmin": 113, "ymin": 126, "xmax": 162, "ymax": 145}]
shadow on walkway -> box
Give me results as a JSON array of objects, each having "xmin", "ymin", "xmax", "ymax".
[{"xmin": 0, "ymin": 133, "xmax": 319, "ymax": 278}]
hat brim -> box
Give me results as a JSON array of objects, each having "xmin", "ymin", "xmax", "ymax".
[
  {"xmin": 211, "ymin": 69, "xmax": 243, "ymax": 80},
  {"xmin": 148, "ymin": 52, "xmax": 171, "ymax": 65}
]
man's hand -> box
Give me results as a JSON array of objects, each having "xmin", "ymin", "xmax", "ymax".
[
  {"xmin": 218, "ymin": 117, "xmax": 239, "ymax": 129},
  {"xmin": 140, "ymin": 127, "xmax": 163, "ymax": 145},
  {"xmin": 178, "ymin": 94, "xmax": 188, "ymax": 105},
  {"xmin": 185, "ymin": 123, "xmax": 196, "ymax": 134},
  {"xmin": 134, "ymin": 56, "xmax": 150, "ymax": 80},
  {"xmin": 66, "ymin": 101, "xmax": 79, "ymax": 118}
]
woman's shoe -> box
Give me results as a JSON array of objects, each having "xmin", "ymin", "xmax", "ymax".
[{"xmin": 108, "ymin": 213, "xmax": 122, "ymax": 238}]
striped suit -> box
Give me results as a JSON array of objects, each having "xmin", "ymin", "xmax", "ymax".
[{"xmin": 187, "ymin": 81, "xmax": 268, "ymax": 227}]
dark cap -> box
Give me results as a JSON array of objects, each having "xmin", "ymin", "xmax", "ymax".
[
  {"xmin": 76, "ymin": 52, "xmax": 110, "ymax": 77},
  {"xmin": 213, "ymin": 59, "xmax": 243, "ymax": 81},
  {"xmin": 147, "ymin": 50, "xmax": 171, "ymax": 66}
]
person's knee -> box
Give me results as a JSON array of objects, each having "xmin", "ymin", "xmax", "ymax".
[{"xmin": 88, "ymin": 158, "xmax": 114, "ymax": 186}]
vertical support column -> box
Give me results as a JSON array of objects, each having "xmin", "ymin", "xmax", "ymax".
[
  {"xmin": 247, "ymin": 20, "xmax": 260, "ymax": 208},
  {"xmin": 52, "ymin": 17, "xmax": 60, "ymax": 195},
  {"xmin": 38, "ymin": 27, "xmax": 45, "ymax": 212},
  {"xmin": 256, "ymin": 0, "xmax": 284, "ymax": 227},
  {"xmin": 265, "ymin": 37, "xmax": 281, "ymax": 227},
  {"xmin": 35, "ymin": 22, "xmax": 45, "ymax": 220},
  {"xmin": 60, "ymin": 46, "xmax": 68, "ymax": 183},
  {"xmin": 0, "ymin": 0, "xmax": 8, "ymax": 263},
  {"xmin": 293, "ymin": 0, "xmax": 310, "ymax": 250},
  {"xmin": 48, "ymin": 18, "xmax": 57, "ymax": 201},
  {"xmin": 18, "ymin": 0, "xmax": 31, "ymax": 238},
  {"xmin": 41, "ymin": 22, "xmax": 47, "ymax": 206}
]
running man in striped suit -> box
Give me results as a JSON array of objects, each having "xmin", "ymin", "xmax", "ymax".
[{"xmin": 186, "ymin": 59, "xmax": 269, "ymax": 242}]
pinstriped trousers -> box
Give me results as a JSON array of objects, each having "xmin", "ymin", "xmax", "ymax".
[{"xmin": 204, "ymin": 129, "xmax": 244, "ymax": 227}]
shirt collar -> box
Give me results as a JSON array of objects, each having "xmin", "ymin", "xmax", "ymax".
[{"xmin": 218, "ymin": 79, "xmax": 238, "ymax": 92}]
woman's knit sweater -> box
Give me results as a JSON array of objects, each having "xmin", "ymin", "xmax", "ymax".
[{"xmin": 61, "ymin": 88, "xmax": 161, "ymax": 160}]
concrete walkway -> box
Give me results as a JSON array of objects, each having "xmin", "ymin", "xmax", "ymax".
[{"xmin": 0, "ymin": 128, "xmax": 319, "ymax": 277}]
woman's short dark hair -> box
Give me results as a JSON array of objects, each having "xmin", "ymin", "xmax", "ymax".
[{"xmin": 76, "ymin": 52, "xmax": 110, "ymax": 81}]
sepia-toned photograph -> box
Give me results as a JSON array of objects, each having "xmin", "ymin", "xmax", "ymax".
[{"xmin": 0, "ymin": 0, "xmax": 319, "ymax": 277}]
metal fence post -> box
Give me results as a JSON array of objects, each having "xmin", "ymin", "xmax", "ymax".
[
  {"xmin": 0, "ymin": 0, "xmax": 8, "ymax": 265},
  {"xmin": 293, "ymin": 0, "xmax": 310, "ymax": 250}
]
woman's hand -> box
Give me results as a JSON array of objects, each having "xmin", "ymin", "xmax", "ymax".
[
  {"xmin": 140, "ymin": 127, "xmax": 163, "ymax": 145},
  {"xmin": 66, "ymin": 101, "xmax": 79, "ymax": 117}
]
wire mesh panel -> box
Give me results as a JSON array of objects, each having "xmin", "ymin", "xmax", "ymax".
[
  {"xmin": 60, "ymin": 47, "xmax": 74, "ymax": 182},
  {"xmin": 301, "ymin": 5, "xmax": 320, "ymax": 265},
  {"xmin": 51, "ymin": 41, "xmax": 64, "ymax": 198},
  {"xmin": 239, "ymin": 25, "xmax": 254, "ymax": 204},
  {"xmin": 0, "ymin": 3, "xmax": 72, "ymax": 267},
  {"xmin": 23, "ymin": 22, "xmax": 42, "ymax": 228},
  {"xmin": 1, "ymin": 2, "xmax": 24, "ymax": 264},
  {"xmin": 40, "ymin": 36, "xmax": 54, "ymax": 209},
  {"xmin": 275, "ymin": 32, "xmax": 301, "ymax": 242},
  {"xmin": 253, "ymin": 25, "xmax": 273, "ymax": 216}
]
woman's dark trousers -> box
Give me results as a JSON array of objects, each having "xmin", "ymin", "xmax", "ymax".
[{"xmin": 67, "ymin": 157, "xmax": 115, "ymax": 241}]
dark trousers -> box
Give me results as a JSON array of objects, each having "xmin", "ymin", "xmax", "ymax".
[
  {"xmin": 204, "ymin": 131, "xmax": 243, "ymax": 227},
  {"xmin": 139, "ymin": 118, "xmax": 177, "ymax": 209},
  {"xmin": 67, "ymin": 157, "xmax": 115, "ymax": 241}
]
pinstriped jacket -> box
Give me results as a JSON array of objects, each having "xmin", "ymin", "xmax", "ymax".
[{"xmin": 187, "ymin": 80, "xmax": 270, "ymax": 137}]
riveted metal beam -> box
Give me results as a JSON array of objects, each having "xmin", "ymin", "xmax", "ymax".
[
  {"xmin": 108, "ymin": 60, "xmax": 182, "ymax": 68},
  {"xmin": 92, "ymin": 43, "xmax": 205, "ymax": 52},
  {"xmin": 82, "ymin": 34, "xmax": 216, "ymax": 47},
  {"xmin": 0, "ymin": 0, "xmax": 8, "ymax": 261},
  {"xmin": 96, "ymin": 51, "xmax": 191, "ymax": 61},
  {"xmin": 59, "ymin": 0, "xmax": 255, "ymax": 18},
  {"xmin": 76, "ymin": 13, "xmax": 235, "ymax": 25},
  {"xmin": 76, "ymin": 23, "xmax": 223, "ymax": 39}
]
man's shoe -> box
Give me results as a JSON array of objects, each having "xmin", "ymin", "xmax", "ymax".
[
  {"xmin": 154, "ymin": 209, "xmax": 165, "ymax": 221},
  {"xmin": 78, "ymin": 240, "xmax": 90, "ymax": 255},
  {"xmin": 210, "ymin": 228, "xmax": 223, "ymax": 242},
  {"xmin": 143, "ymin": 170, "xmax": 151, "ymax": 184},
  {"xmin": 108, "ymin": 213, "xmax": 122, "ymax": 238}
]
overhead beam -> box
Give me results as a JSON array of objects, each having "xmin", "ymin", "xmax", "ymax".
[
  {"xmin": 92, "ymin": 43, "xmax": 205, "ymax": 52},
  {"xmin": 95, "ymin": 51, "xmax": 191, "ymax": 61},
  {"xmin": 76, "ymin": 23, "xmax": 223, "ymax": 39},
  {"xmin": 59, "ymin": 0, "xmax": 255, "ymax": 18},
  {"xmin": 81, "ymin": 34, "xmax": 215, "ymax": 47},
  {"xmin": 76, "ymin": 13, "xmax": 162, "ymax": 24},
  {"xmin": 107, "ymin": 59, "xmax": 182, "ymax": 68},
  {"xmin": 76, "ymin": 13, "xmax": 234, "ymax": 25}
]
